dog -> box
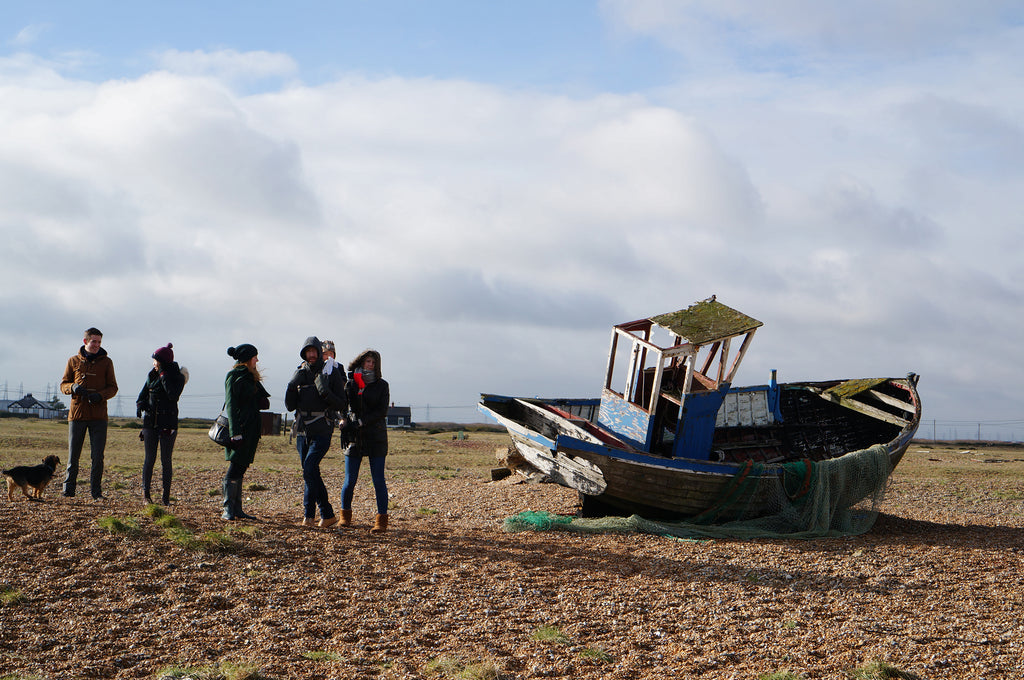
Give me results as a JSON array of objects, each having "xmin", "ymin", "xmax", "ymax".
[{"xmin": 3, "ymin": 455, "xmax": 61, "ymax": 501}]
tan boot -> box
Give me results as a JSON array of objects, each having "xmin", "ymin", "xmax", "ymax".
[
  {"xmin": 370, "ymin": 513, "xmax": 388, "ymax": 534},
  {"xmin": 319, "ymin": 515, "xmax": 339, "ymax": 528},
  {"xmin": 300, "ymin": 518, "xmax": 316, "ymax": 527},
  {"xmin": 338, "ymin": 509, "xmax": 352, "ymax": 527}
]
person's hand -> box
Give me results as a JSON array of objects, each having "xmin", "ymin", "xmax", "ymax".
[
  {"xmin": 71, "ymin": 383, "xmax": 85, "ymax": 396},
  {"xmin": 87, "ymin": 393, "xmax": 102, "ymax": 404},
  {"xmin": 314, "ymin": 373, "xmax": 330, "ymax": 396},
  {"xmin": 230, "ymin": 435, "xmax": 244, "ymax": 449}
]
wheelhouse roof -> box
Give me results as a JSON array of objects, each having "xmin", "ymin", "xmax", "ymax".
[{"xmin": 648, "ymin": 296, "xmax": 762, "ymax": 346}]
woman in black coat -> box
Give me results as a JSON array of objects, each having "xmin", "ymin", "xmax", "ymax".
[
  {"xmin": 339, "ymin": 349, "xmax": 390, "ymax": 533},
  {"xmin": 136, "ymin": 343, "xmax": 186, "ymax": 505},
  {"xmin": 222, "ymin": 343, "xmax": 270, "ymax": 520}
]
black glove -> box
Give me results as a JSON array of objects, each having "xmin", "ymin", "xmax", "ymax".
[
  {"xmin": 139, "ymin": 430, "xmax": 145, "ymax": 441},
  {"xmin": 136, "ymin": 404, "xmax": 145, "ymax": 418},
  {"xmin": 87, "ymin": 393, "xmax": 102, "ymax": 404},
  {"xmin": 230, "ymin": 435, "xmax": 244, "ymax": 449},
  {"xmin": 71, "ymin": 383, "xmax": 86, "ymax": 396}
]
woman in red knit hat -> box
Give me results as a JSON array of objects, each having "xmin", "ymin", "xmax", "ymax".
[{"xmin": 136, "ymin": 343, "xmax": 187, "ymax": 505}]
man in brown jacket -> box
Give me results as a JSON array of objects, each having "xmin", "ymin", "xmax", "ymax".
[{"xmin": 60, "ymin": 327, "xmax": 118, "ymax": 499}]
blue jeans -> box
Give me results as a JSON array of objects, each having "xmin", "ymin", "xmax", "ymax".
[
  {"xmin": 341, "ymin": 455, "xmax": 388, "ymax": 515},
  {"xmin": 297, "ymin": 434, "xmax": 334, "ymax": 520},
  {"xmin": 65, "ymin": 419, "xmax": 107, "ymax": 497}
]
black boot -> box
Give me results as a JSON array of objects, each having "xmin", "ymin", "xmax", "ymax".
[
  {"xmin": 233, "ymin": 478, "xmax": 257, "ymax": 521},
  {"xmin": 222, "ymin": 479, "xmax": 238, "ymax": 520}
]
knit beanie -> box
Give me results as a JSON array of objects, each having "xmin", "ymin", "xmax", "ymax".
[
  {"xmin": 152, "ymin": 343, "xmax": 174, "ymax": 364},
  {"xmin": 228, "ymin": 344, "xmax": 258, "ymax": 363}
]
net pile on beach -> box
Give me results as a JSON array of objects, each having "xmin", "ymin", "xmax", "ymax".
[{"xmin": 503, "ymin": 444, "xmax": 892, "ymax": 539}]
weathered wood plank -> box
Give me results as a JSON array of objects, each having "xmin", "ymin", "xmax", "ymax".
[
  {"xmin": 866, "ymin": 389, "xmax": 916, "ymax": 414},
  {"xmin": 813, "ymin": 390, "xmax": 910, "ymax": 428}
]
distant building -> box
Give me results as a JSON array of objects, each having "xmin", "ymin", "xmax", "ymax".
[
  {"xmin": 5, "ymin": 393, "xmax": 63, "ymax": 420},
  {"xmin": 386, "ymin": 404, "xmax": 412, "ymax": 429}
]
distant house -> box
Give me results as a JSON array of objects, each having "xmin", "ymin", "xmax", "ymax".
[
  {"xmin": 386, "ymin": 404, "xmax": 412, "ymax": 429},
  {"xmin": 6, "ymin": 393, "xmax": 63, "ymax": 420}
]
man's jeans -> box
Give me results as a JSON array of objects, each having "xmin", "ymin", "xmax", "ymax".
[
  {"xmin": 64, "ymin": 419, "xmax": 107, "ymax": 497},
  {"xmin": 297, "ymin": 434, "xmax": 335, "ymax": 520}
]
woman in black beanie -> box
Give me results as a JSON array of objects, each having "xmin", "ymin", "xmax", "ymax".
[
  {"xmin": 222, "ymin": 344, "xmax": 270, "ymax": 520},
  {"xmin": 136, "ymin": 343, "xmax": 187, "ymax": 505}
]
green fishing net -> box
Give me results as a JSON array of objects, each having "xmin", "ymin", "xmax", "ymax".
[{"xmin": 503, "ymin": 444, "xmax": 892, "ymax": 539}]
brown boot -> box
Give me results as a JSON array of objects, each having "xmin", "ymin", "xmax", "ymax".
[
  {"xmin": 370, "ymin": 513, "xmax": 388, "ymax": 534},
  {"xmin": 319, "ymin": 515, "xmax": 339, "ymax": 528},
  {"xmin": 338, "ymin": 509, "xmax": 352, "ymax": 527}
]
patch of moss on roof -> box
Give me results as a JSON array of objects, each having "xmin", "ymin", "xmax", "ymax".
[{"xmin": 650, "ymin": 297, "xmax": 762, "ymax": 345}]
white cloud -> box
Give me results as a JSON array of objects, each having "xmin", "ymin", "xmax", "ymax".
[{"xmin": 155, "ymin": 48, "xmax": 298, "ymax": 83}]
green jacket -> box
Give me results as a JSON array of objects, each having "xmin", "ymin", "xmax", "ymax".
[{"xmin": 224, "ymin": 364, "xmax": 270, "ymax": 465}]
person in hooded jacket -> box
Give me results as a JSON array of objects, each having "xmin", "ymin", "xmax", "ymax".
[
  {"xmin": 285, "ymin": 336, "xmax": 347, "ymax": 527},
  {"xmin": 339, "ymin": 348, "xmax": 390, "ymax": 533},
  {"xmin": 136, "ymin": 343, "xmax": 187, "ymax": 505},
  {"xmin": 222, "ymin": 344, "xmax": 270, "ymax": 521}
]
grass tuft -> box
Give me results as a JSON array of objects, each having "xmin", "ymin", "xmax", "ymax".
[
  {"xmin": 143, "ymin": 504, "xmax": 168, "ymax": 518},
  {"xmin": 0, "ymin": 584, "xmax": 27, "ymax": 606},
  {"xmin": 228, "ymin": 524, "xmax": 262, "ymax": 538},
  {"xmin": 165, "ymin": 526, "xmax": 202, "ymax": 551},
  {"xmin": 301, "ymin": 651, "xmax": 343, "ymax": 661},
  {"xmin": 579, "ymin": 646, "xmax": 612, "ymax": 663},
  {"xmin": 531, "ymin": 625, "xmax": 569, "ymax": 644},
  {"xmin": 422, "ymin": 656, "xmax": 499, "ymax": 680},
  {"xmin": 97, "ymin": 516, "xmax": 140, "ymax": 534},
  {"xmin": 155, "ymin": 514, "xmax": 184, "ymax": 530},
  {"xmin": 198, "ymin": 531, "xmax": 237, "ymax": 553}
]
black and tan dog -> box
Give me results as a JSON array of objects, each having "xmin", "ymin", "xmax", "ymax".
[{"xmin": 3, "ymin": 455, "xmax": 61, "ymax": 501}]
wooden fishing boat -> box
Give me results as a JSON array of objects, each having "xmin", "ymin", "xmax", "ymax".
[{"xmin": 479, "ymin": 297, "xmax": 922, "ymax": 522}]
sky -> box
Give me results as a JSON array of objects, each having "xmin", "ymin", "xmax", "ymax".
[{"xmin": 1, "ymin": 1, "xmax": 1022, "ymax": 440}]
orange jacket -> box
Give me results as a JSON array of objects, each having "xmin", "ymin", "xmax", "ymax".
[{"xmin": 61, "ymin": 347, "xmax": 118, "ymax": 421}]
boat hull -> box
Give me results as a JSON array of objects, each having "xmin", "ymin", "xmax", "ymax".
[{"xmin": 480, "ymin": 375, "xmax": 921, "ymax": 522}]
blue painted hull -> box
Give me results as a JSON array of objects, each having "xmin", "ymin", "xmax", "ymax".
[{"xmin": 479, "ymin": 375, "xmax": 921, "ymax": 520}]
